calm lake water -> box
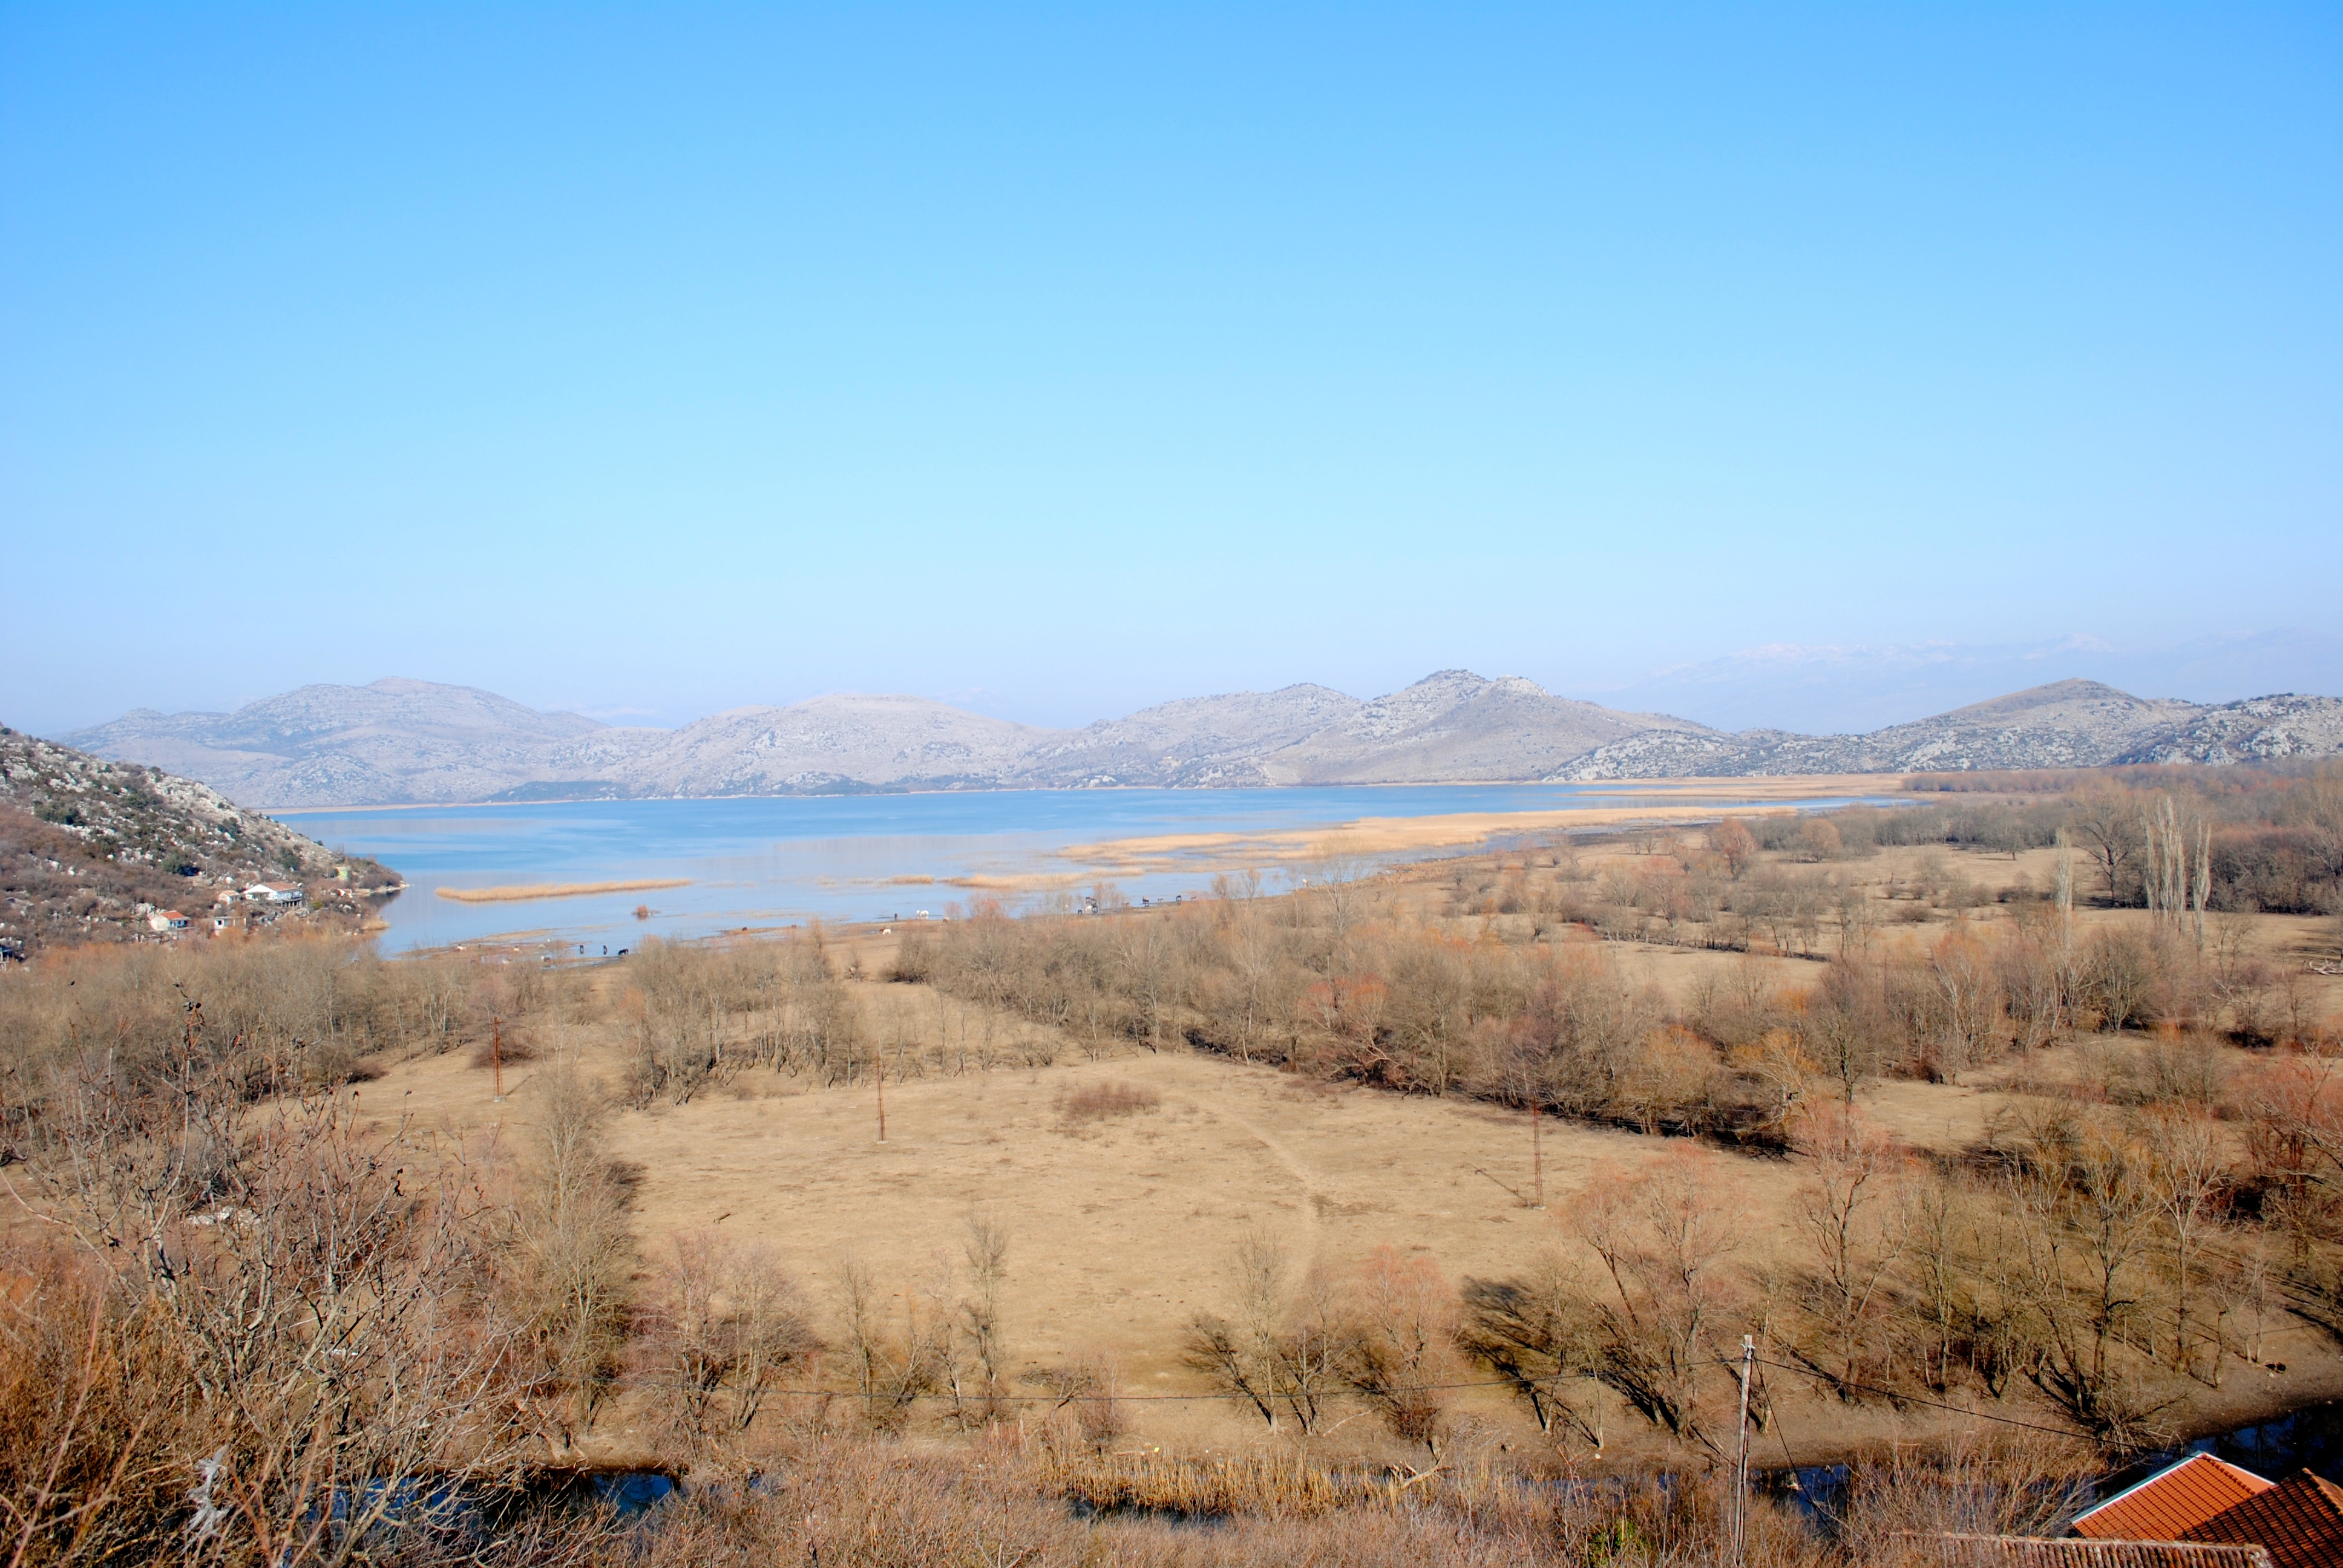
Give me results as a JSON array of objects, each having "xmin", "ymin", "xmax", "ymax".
[{"xmin": 280, "ymin": 784, "xmax": 1863, "ymax": 953}]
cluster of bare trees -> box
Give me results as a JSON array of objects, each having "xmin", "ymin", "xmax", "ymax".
[
  {"xmin": 1183, "ymin": 1237, "xmax": 1463, "ymax": 1458},
  {"xmin": 902, "ymin": 870, "xmax": 2327, "ymax": 1154},
  {"xmin": 2065, "ymin": 769, "xmax": 2343, "ymax": 916},
  {"xmin": 1826, "ymin": 1090, "xmax": 2337, "ymax": 1443},
  {"xmin": 620, "ymin": 935, "xmax": 861, "ymax": 1104},
  {"xmin": 0, "ymin": 987, "xmax": 1044, "ymax": 1563},
  {"xmin": 1181, "ymin": 1233, "xmax": 1355, "ymax": 1441},
  {"xmin": 1642, "ymin": 768, "xmax": 2343, "ymax": 924},
  {"xmin": 1193, "ymin": 1075, "xmax": 2343, "ymax": 1466},
  {"xmin": 641, "ymin": 1232, "xmax": 819, "ymax": 1439},
  {"xmin": 0, "ymin": 1004, "xmax": 546, "ymax": 1563},
  {"xmin": 0, "ymin": 933, "xmax": 510, "ymax": 1130},
  {"xmin": 820, "ymin": 1209, "xmax": 1096, "ymax": 1446},
  {"xmin": 1443, "ymin": 1074, "xmax": 2343, "ymax": 1455}
]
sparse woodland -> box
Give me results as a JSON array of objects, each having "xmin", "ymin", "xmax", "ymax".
[{"xmin": 2, "ymin": 765, "xmax": 2341, "ymax": 1565}]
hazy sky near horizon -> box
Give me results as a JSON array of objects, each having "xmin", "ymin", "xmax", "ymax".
[{"xmin": 4, "ymin": 4, "xmax": 2338, "ymax": 738}]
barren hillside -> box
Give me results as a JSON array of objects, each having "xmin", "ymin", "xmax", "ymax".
[{"xmin": 67, "ymin": 673, "xmax": 2343, "ymax": 807}]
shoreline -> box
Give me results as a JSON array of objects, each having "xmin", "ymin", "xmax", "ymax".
[{"xmin": 361, "ymin": 787, "xmax": 1901, "ymax": 950}]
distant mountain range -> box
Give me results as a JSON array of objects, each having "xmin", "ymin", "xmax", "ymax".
[{"xmin": 59, "ymin": 673, "xmax": 2343, "ymax": 808}]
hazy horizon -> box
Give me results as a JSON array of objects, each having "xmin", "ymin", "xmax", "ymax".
[{"xmin": 43, "ymin": 626, "xmax": 2343, "ymax": 746}]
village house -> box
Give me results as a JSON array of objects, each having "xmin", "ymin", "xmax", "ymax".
[
  {"xmin": 2065, "ymin": 1454, "xmax": 2343, "ymax": 1568},
  {"xmin": 147, "ymin": 909, "xmax": 189, "ymax": 932},
  {"xmin": 2075, "ymin": 1455, "xmax": 2275, "ymax": 1543},
  {"xmin": 2186, "ymin": 1473, "xmax": 2343, "ymax": 1568},
  {"xmin": 244, "ymin": 881, "xmax": 304, "ymax": 904}
]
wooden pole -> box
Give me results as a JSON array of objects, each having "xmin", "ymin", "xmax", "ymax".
[
  {"xmin": 875, "ymin": 1051, "xmax": 887, "ymax": 1142},
  {"xmin": 1530, "ymin": 1096, "xmax": 1545, "ymax": 1209},
  {"xmin": 1731, "ymin": 1334, "xmax": 1755, "ymax": 1564}
]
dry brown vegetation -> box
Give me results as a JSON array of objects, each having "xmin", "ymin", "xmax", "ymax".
[
  {"xmin": 3, "ymin": 765, "xmax": 2342, "ymax": 1563},
  {"xmin": 436, "ymin": 878, "xmax": 693, "ymax": 904},
  {"xmin": 1058, "ymin": 1080, "xmax": 1162, "ymax": 1123}
]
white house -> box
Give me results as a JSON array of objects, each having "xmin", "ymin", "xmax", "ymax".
[
  {"xmin": 148, "ymin": 909, "xmax": 190, "ymax": 932},
  {"xmin": 244, "ymin": 883, "xmax": 304, "ymax": 904}
]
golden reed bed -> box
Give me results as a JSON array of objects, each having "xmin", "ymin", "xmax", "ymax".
[{"xmin": 434, "ymin": 877, "xmax": 690, "ymax": 904}]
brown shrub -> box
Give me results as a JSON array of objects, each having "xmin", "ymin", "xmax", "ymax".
[
  {"xmin": 468, "ymin": 1023, "xmax": 542, "ymax": 1069},
  {"xmin": 1058, "ymin": 1080, "xmax": 1161, "ymax": 1123}
]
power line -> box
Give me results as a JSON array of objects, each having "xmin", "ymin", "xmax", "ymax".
[
  {"xmin": 560, "ymin": 1369, "xmax": 1623, "ymax": 1404},
  {"xmin": 1749, "ymin": 1357, "xmax": 2082, "ymax": 1441},
  {"xmin": 539, "ymin": 1358, "xmax": 2086, "ymax": 1439}
]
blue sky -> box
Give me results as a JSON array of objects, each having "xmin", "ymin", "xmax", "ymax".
[{"xmin": 4, "ymin": 4, "xmax": 2338, "ymax": 737}]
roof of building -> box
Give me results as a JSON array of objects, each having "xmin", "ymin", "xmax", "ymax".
[
  {"xmin": 2186, "ymin": 1472, "xmax": 2343, "ymax": 1568},
  {"xmin": 1908, "ymin": 1534, "xmax": 2272, "ymax": 1568},
  {"xmin": 2076, "ymin": 1457, "xmax": 2276, "ymax": 1542}
]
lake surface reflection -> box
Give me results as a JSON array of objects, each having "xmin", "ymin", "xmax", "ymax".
[{"xmin": 280, "ymin": 784, "xmax": 1863, "ymax": 952}]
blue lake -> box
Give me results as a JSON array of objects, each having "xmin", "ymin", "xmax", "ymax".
[{"xmin": 279, "ymin": 784, "xmax": 1866, "ymax": 952}]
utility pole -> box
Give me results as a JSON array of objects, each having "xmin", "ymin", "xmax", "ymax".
[
  {"xmin": 1730, "ymin": 1334, "xmax": 1755, "ymax": 1565},
  {"xmin": 1530, "ymin": 1096, "xmax": 1545, "ymax": 1209},
  {"xmin": 491, "ymin": 1015, "xmax": 505, "ymax": 1102},
  {"xmin": 875, "ymin": 1051, "xmax": 887, "ymax": 1142}
]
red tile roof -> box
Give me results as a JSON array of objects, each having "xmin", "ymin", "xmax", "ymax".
[
  {"xmin": 2187, "ymin": 1472, "xmax": 2343, "ymax": 1568},
  {"xmin": 2077, "ymin": 1457, "xmax": 2276, "ymax": 1542},
  {"xmin": 1910, "ymin": 1534, "xmax": 2272, "ymax": 1568}
]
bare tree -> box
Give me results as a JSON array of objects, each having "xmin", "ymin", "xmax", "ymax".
[
  {"xmin": 1458, "ymin": 1252, "xmax": 1608, "ymax": 1448},
  {"xmin": 836, "ymin": 1258, "xmax": 951, "ymax": 1433},
  {"xmin": 724, "ymin": 1239, "xmax": 819, "ymax": 1432},
  {"xmin": 1803, "ymin": 958, "xmax": 1888, "ymax": 1106},
  {"xmin": 1274, "ymin": 1263, "xmax": 1352, "ymax": 1435},
  {"xmin": 1184, "ymin": 1231, "xmax": 1348, "ymax": 1435},
  {"xmin": 2006, "ymin": 1117, "xmax": 2173, "ymax": 1442},
  {"xmin": 1227, "ymin": 912, "xmax": 1280, "ymax": 1065},
  {"xmin": 2066, "ymin": 789, "xmax": 2137, "ymax": 906},
  {"xmin": 1709, "ymin": 819, "xmax": 1759, "ymax": 881},
  {"xmin": 2144, "ymin": 1111, "xmax": 2226, "ymax": 1383},
  {"xmin": 647, "ymin": 1230, "xmax": 733, "ymax": 1435},
  {"xmin": 1573, "ymin": 1149, "xmax": 1747, "ymax": 1443},
  {"xmin": 1184, "ymin": 1234, "xmax": 1351, "ymax": 1437},
  {"xmin": 497, "ymin": 1065, "xmax": 635, "ymax": 1448},
  {"xmin": 1302, "ymin": 849, "xmax": 1372, "ymax": 958},
  {"xmin": 1113, "ymin": 919, "xmax": 1176, "ymax": 1051},
  {"xmin": 1791, "ymin": 1105, "xmax": 1908, "ymax": 1396},
  {"xmin": 955, "ymin": 1209, "xmax": 1011, "ymax": 1422},
  {"xmin": 2054, "ymin": 828, "xmax": 2076, "ymax": 929},
  {"xmin": 27, "ymin": 1051, "xmax": 538, "ymax": 1565},
  {"xmin": 1035, "ymin": 1352, "xmax": 1127, "ymax": 1451},
  {"xmin": 1836, "ymin": 875, "xmax": 1880, "ymax": 956},
  {"xmin": 1342, "ymin": 1246, "xmax": 1463, "ymax": 1459},
  {"xmin": 1926, "ymin": 930, "xmax": 2002, "ymax": 1084}
]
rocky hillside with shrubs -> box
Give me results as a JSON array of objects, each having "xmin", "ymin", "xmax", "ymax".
[
  {"xmin": 70, "ymin": 673, "xmax": 2343, "ymax": 806},
  {"xmin": 0, "ymin": 725, "xmax": 397, "ymax": 955}
]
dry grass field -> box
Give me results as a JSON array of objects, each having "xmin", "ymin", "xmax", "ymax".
[
  {"xmin": 378, "ymin": 1030, "xmax": 1807, "ymax": 1459},
  {"xmin": 10, "ymin": 772, "xmax": 2343, "ymax": 1566},
  {"xmin": 346, "ymin": 808, "xmax": 2343, "ymax": 1470}
]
